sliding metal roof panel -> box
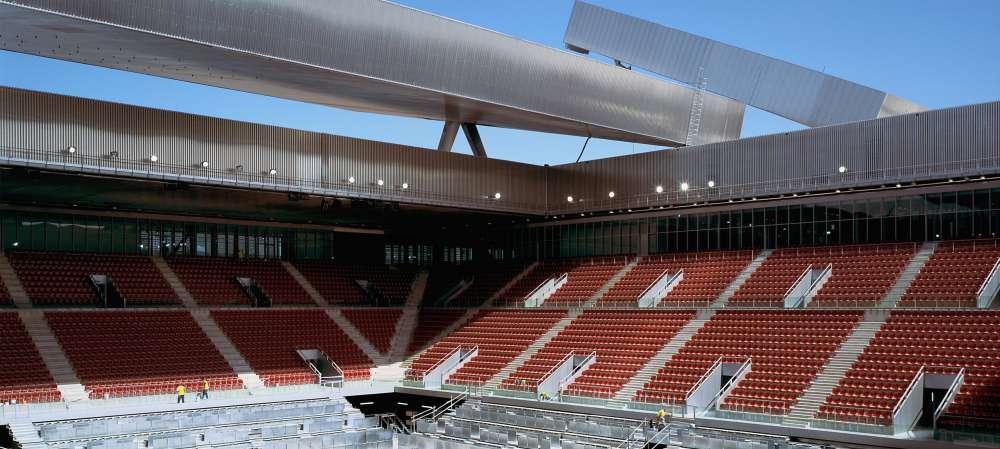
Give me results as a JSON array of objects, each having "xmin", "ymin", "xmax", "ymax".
[
  {"xmin": 564, "ymin": 1, "xmax": 925, "ymax": 128},
  {"xmin": 0, "ymin": 0, "xmax": 745, "ymax": 147}
]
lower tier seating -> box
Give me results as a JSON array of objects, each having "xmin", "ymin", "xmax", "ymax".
[
  {"xmin": 636, "ymin": 310, "xmax": 861, "ymax": 415},
  {"xmin": 499, "ymin": 310, "xmax": 694, "ymax": 398},
  {"xmin": 46, "ymin": 311, "xmax": 240, "ymax": 399},
  {"xmin": 407, "ymin": 309, "xmax": 469, "ymax": 353},
  {"xmin": 212, "ymin": 310, "xmax": 372, "ymax": 385},
  {"xmin": 341, "ymin": 308, "xmax": 403, "ymax": 353},
  {"xmin": 293, "ymin": 261, "xmax": 416, "ymax": 305},
  {"xmin": 406, "ymin": 310, "xmax": 566, "ymax": 386},
  {"xmin": 0, "ymin": 312, "xmax": 60, "ymax": 403},
  {"xmin": 9, "ymin": 251, "xmax": 179, "ymax": 306},
  {"xmin": 899, "ymin": 240, "xmax": 1000, "ymax": 308},
  {"xmin": 167, "ymin": 257, "xmax": 313, "ymax": 306},
  {"xmin": 817, "ymin": 311, "xmax": 1000, "ymax": 432},
  {"xmin": 729, "ymin": 244, "xmax": 912, "ymax": 307}
]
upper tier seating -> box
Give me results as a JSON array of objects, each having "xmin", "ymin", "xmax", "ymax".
[
  {"xmin": 292, "ymin": 261, "xmax": 416, "ymax": 305},
  {"xmin": 899, "ymin": 240, "xmax": 1000, "ymax": 308},
  {"xmin": 9, "ymin": 251, "xmax": 179, "ymax": 306},
  {"xmin": 46, "ymin": 311, "xmax": 240, "ymax": 399},
  {"xmin": 167, "ymin": 257, "xmax": 313, "ymax": 306},
  {"xmin": 499, "ymin": 310, "xmax": 694, "ymax": 398},
  {"xmin": 496, "ymin": 256, "xmax": 628, "ymax": 306},
  {"xmin": 450, "ymin": 264, "xmax": 529, "ymax": 306},
  {"xmin": 212, "ymin": 310, "xmax": 372, "ymax": 385},
  {"xmin": 817, "ymin": 311, "xmax": 1000, "ymax": 432},
  {"xmin": 636, "ymin": 310, "xmax": 861, "ymax": 415},
  {"xmin": 406, "ymin": 310, "xmax": 565, "ymax": 386},
  {"xmin": 0, "ymin": 312, "xmax": 60, "ymax": 403},
  {"xmin": 729, "ymin": 244, "xmax": 913, "ymax": 307},
  {"xmin": 600, "ymin": 251, "xmax": 752, "ymax": 306},
  {"xmin": 407, "ymin": 308, "xmax": 469, "ymax": 353},
  {"xmin": 341, "ymin": 308, "xmax": 403, "ymax": 353}
]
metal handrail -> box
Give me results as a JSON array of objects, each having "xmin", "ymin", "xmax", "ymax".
[
  {"xmin": 417, "ymin": 345, "xmax": 476, "ymax": 382},
  {"xmin": 550, "ymin": 350, "xmax": 597, "ymax": 393},
  {"xmin": 636, "ymin": 269, "xmax": 671, "ymax": 302},
  {"xmin": 524, "ymin": 273, "xmax": 567, "ymax": 307},
  {"xmin": 535, "ymin": 351, "xmax": 580, "ymax": 391},
  {"xmin": 783, "ymin": 264, "xmax": 814, "ymax": 298},
  {"xmin": 891, "ymin": 365, "xmax": 925, "ymax": 418},
  {"xmin": 411, "ymin": 389, "xmax": 469, "ymax": 431},
  {"xmin": 705, "ymin": 357, "xmax": 752, "ymax": 411},
  {"xmin": 684, "ymin": 356, "xmax": 726, "ymax": 399},
  {"xmin": 976, "ymin": 256, "xmax": 1000, "ymax": 297},
  {"xmin": 933, "ymin": 367, "xmax": 965, "ymax": 428}
]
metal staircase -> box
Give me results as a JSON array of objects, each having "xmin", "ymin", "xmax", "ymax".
[
  {"xmin": 7, "ymin": 421, "xmax": 47, "ymax": 449},
  {"xmin": 0, "ymin": 251, "xmax": 31, "ymax": 308},
  {"xmin": 484, "ymin": 309, "xmax": 584, "ymax": 389},
  {"xmin": 151, "ymin": 256, "xmax": 197, "ymax": 308},
  {"xmin": 190, "ymin": 309, "xmax": 265, "ymax": 389},
  {"xmin": 612, "ymin": 309, "xmax": 715, "ymax": 403},
  {"xmin": 583, "ymin": 257, "xmax": 640, "ymax": 307},
  {"xmin": 281, "ymin": 260, "xmax": 328, "ymax": 306},
  {"xmin": 711, "ymin": 249, "xmax": 772, "ymax": 307},
  {"xmin": 783, "ymin": 311, "xmax": 887, "ymax": 427},
  {"xmin": 879, "ymin": 242, "xmax": 937, "ymax": 307},
  {"xmin": 18, "ymin": 309, "xmax": 89, "ymax": 402}
]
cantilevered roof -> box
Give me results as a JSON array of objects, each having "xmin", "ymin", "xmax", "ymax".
[
  {"xmin": 564, "ymin": 1, "xmax": 925, "ymax": 128},
  {"xmin": 0, "ymin": 0, "xmax": 746, "ymax": 147}
]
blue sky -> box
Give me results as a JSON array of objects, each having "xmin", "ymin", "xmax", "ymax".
[{"xmin": 0, "ymin": 0, "xmax": 997, "ymax": 165}]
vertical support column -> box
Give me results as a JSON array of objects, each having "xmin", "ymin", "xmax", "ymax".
[{"xmin": 437, "ymin": 121, "xmax": 461, "ymax": 152}]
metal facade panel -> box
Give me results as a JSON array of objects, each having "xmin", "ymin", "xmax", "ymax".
[
  {"xmin": 564, "ymin": 1, "xmax": 925, "ymax": 127},
  {"xmin": 0, "ymin": 0, "xmax": 745, "ymax": 146},
  {"xmin": 546, "ymin": 101, "xmax": 1000, "ymax": 213},
  {"xmin": 0, "ymin": 87, "xmax": 548, "ymax": 213}
]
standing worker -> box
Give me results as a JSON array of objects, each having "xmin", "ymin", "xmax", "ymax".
[
  {"xmin": 201, "ymin": 379, "xmax": 210, "ymax": 400},
  {"xmin": 177, "ymin": 384, "xmax": 186, "ymax": 404},
  {"xmin": 655, "ymin": 409, "xmax": 667, "ymax": 430}
]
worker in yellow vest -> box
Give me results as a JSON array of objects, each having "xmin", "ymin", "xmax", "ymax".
[
  {"xmin": 177, "ymin": 384, "xmax": 186, "ymax": 404},
  {"xmin": 201, "ymin": 379, "xmax": 210, "ymax": 400}
]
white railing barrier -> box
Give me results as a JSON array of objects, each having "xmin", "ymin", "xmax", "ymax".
[
  {"xmin": 801, "ymin": 263, "xmax": 833, "ymax": 307},
  {"xmin": 421, "ymin": 346, "xmax": 479, "ymax": 389},
  {"xmin": 933, "ymin": 368, "xmax": 965, "ymax": 430},
  {"xmin": 708, "ymin": 358, "xmax": 752, "ymax": 413},
  {"xmin": 637, "ymin": 270, "xmax": 684, "ymax": 308},
  {"xmin": 535, "ymin": 351, "xmax": 597, "ymax": 399},
  {"xmin": 977, "ymin": 257, "xmax": 1000, "ymax": 308},
  {"xmin": 524, "ymin": 273, "xmax": 568, "ymax": 307},
  {"xmin": 783, "ymin": 264, "xmax": 832, "ymax": 308},
  {"xmin": 891, "ymin": 366, "xmax": 925, "ymax": 434}
]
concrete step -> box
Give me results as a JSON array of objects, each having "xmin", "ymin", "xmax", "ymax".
[
  {"xmin": 388, "ymin": 306, "xmax": 420, "ymax": 361},
  {"xmin": 484, "ymin": 309, "xmax": 583, "ymax": 389},
  {"xmin": 584, "ymin": 257, "xmax": 640, "ymax": 307},
  {"xmin": 326, "ymin": 309, "xmax": 386, "ymax": 365},
  {"xmin": 879, "ymin": 242, "xmax": 938, "ymax": 307},
  {"xmin": 281, "ymin": 260, "xmax": 328, "ymax": 306},
  {"xmin": 614, "ymin": 310, "xmax": 715, "ymax": 401},
  {"xmin": 18, "ymin": 310, "xmax": 90, "ymax": 402},
  {"xmin": 712, "ymin": 250, "xmax": 771, "ymax": 307},
  {"xmin": 0, "ymin": 251, "xmax": 32, "ymax": 308},
  {"xmin": 406, "ymin": 271, "xmax": 430, "ymax": 308},
  {"xmin": 151, "ymin": 256, "xmax": 197, "ymax": 308},
  {"xmin": 190, "ymin": 309, "xmax": 265, "ymax": 389}
]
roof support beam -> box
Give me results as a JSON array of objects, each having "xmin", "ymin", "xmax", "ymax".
[
  {"xmin": 437, "ymin": 121, "xmax": 460, "ymax": 152},
  {"xmin": 461, "ymin": 123, "xmax": 488, "ymax": 158}
]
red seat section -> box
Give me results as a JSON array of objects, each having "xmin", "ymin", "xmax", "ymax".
[
  {"xmin": 406, "ymin": 310, "xmax": 565, "ymax": 387},
  {"xmin": 341, "ymin": 308, "xmax": 403, "ymax": 353},
  {"xmin": 500, "ymin": 310, "xmax": 695, "ymax": 398},
  {"xmin": 600, "ymin": 251, "xmax": 752, "ymax": 306},
  {"xmin": 636, "ymin": 310, "xmax": 861, "ymax": 416},
  {"xmin": 899, "ymin": 240, "xmax": 1000, "ymax": 308},
  {"xmin": 496, "ymin": 256, "xmax": 629, "ymax": 306},
  {"xmin": 0, "ymin": 312, "xmax": 60, "ymax": 403},
  {"xmin": 450, "ymin": 264, "xmax": 529, "ymax": 306},
  {"xmin": 45, "ymin": 311, "xmax": 240, "ymax": 399},
  {"xmin": 292, "ymin": 261, "xmax": 416, "ymax": 305},
  {"xmin": 167, "ymin": 257, "xmax": 313, "ymax": 306},
  {"xmin": 816, "ymin": 311, "xmax": 1000, "ymax": 431},
  {"xmin": 0, "ymin": 275, "xmax": 12, "ymax": 307},
  {"xmin": 729, "ymin": 244, "xmax": 914, "ymax": 307},
  {"xmin": 9, "ymin": 251, "xmax": 179, "ymax": 306},
  {"xmin": 212, "ymin": 309, "xmax": 373, "ymax": 385},
  {"xmin": 407, "ymin": 309, "xmax": 469, "ymax": 353}
]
